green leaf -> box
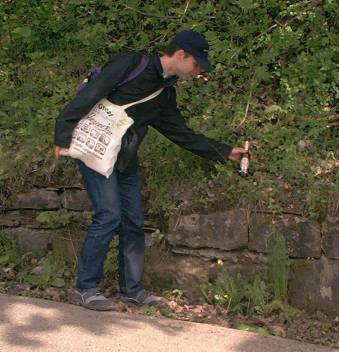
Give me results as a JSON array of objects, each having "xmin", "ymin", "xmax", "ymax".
[
  {"xmin": 232, "ymin": 323, "xmax": 270, "ymax": 335},
  {"xmin": 0, "ymin": 253, "xmax": 10, "ymax": 265},
  {"xmin": 12, "ymin": 26, "xmax": 32, "ymax": 38},
  {"xmin": 232, "ymin": 0, "xmax": 259, "ymax": 11},
  {"xmin": 23, "ymin": 274, "xmax": 43, "ymax": 287},
  {"xmin": 51, "ymin": 277, "xmax": 65, "ymax": 288},
  {"xmin": 254, "ymin": 66, "xmax": 271, "ymax": 84}
]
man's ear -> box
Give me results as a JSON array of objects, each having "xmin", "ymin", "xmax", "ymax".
[{"xmin": 174, "ymin": 49, "xmax": 186, "ymax": 60}]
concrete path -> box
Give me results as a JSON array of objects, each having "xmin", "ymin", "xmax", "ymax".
[{"xmin": 0, "ymin": 294, "xmax": 336, "ymax": 352}]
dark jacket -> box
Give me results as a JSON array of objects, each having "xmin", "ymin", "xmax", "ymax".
[{"xmin": 54, "ymin": 53, "xmax": 233, "ymax": 173}]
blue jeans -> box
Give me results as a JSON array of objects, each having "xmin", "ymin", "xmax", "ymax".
[{"xmin": 75, "ymin": 160, "xmax": 145, "ymax": 297}]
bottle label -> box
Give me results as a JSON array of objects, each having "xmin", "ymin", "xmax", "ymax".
[{"xmin": 240, "ymin": 156, "xmax": 249, "ymax": 171}]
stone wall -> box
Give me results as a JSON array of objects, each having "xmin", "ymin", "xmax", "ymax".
[
  {"xmin": 165, "ymin": 209, "xmax": 339, "ymax": 315},
  {"xmin": 1, "ymin": 188, "xmax": 92, "ymax": 258},
  {"xmin": 1, "ymin": 187, "xmax": 338, "ymax": 315}
]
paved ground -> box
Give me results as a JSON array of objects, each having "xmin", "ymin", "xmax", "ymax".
[{"xmin": 0, "ymin": 294, "xmax": 337, "ymax": 352}]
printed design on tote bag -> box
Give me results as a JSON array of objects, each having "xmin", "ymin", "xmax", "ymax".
[{"xmin": 61, "ymin": 89, "xmax": 163, "ymax": 178}]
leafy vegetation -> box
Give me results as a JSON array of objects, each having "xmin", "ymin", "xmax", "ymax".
[
  {"xmin": 201, "ymin": 232, "xmax": 296, "ymax": 319},
  {"xmin": 201, "ymin": 269, "xmax": 272, "ymax": 315},
  {"xmin": 0, "ymin": 1, "xmax": 337, "ymax": 219},
  {"xmin": 36, "ymin": 211, "xmax": 73, "ymax": 228},
  {"xmin": 103, "ymin": 237, "xmax": 119, "ymax": 276},
  {"xmin": 268, "ymin": 231, "xmax": 289, "ymax": 301},
  {"xmin": 0, "ymin": 232, "xmax": 28, "ymax": 268},
  {"xmin": 19, "ymin": 256, "xmax": 67, "ymax": 289},
  {"xmin": 0, "ymin": 232, "xmax": 69, "ymax": 289}
]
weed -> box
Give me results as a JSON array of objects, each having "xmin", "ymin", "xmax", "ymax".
[
  {"xmin": 231, "ymin": 323, "xmax": 270, "ymax": 335},
  {"xmin": 244, "ymin": 275, "xmax": 270, "ymax": 315},
  {"xmin": 51, "ymin": 237, "xmax": 68, "ymax": 268},
  {"xmin": 19, "ymin": 255, "xmax": 66, "ymax": 289},
  {"xmin": 201, "ymin": 268, "xmax": 246, "ymax": 313},
  {"xmin": 267, "ymin": 231, "xmax": 289, "ymax": 301},
  {"xmin": 143, "ymin": 306, "xmax": 158, "ymax": 316},
  {"xmin": 36, "ymin": 211, "xmax": 73, "ymax": 228},
  {"xmin": 0, "ymin": 232, "xmax": 31, "ymax": 269},
  {"xmin": 0, "ymin": 233, "xmax": 72, "ymax": 290},
  {"xmin": 104, "ymin": 237, "xmax": 118, "ymax": 276},
  {"xmin": 201, "ymin": 229, "xmax": 295, "ymax": 316},
  {"xmin": 151, "ymin": 229, "xmax": 165, "ymax": 242},
  {"xmin": 159, "ymin": 306, "xmax": 177, "ymax": 319},
  {"xmin": 163, "ymin": 288, "xmax": 186, "ymax": 303}
]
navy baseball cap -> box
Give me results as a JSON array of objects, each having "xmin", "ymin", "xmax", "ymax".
[{"xmin": 174, "ymin": 29, "xmax": 212, "ymax": 72}]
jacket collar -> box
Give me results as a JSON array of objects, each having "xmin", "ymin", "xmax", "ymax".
[{"xmin": 152, "ymin": 54, "xmax": 177, "ymax": 87}]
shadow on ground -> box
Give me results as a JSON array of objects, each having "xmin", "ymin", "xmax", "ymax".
[
  {"xmin": 0, "ymin": 294, "xmax": 183, "ymax": 347},
  {"xmin": 0, "ymin": 294, "xmax": 334, "ymax": 352}
]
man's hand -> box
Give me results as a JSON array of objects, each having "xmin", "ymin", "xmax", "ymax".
[
  {"xmin": 228, "ymin": 147, "xmax": 249, "ymax": 161},
  {"xmin": 54, "ymin": 146, "xmax": 68, "ymax": 159}
]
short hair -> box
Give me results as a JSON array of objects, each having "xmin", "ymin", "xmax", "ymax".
[{"xmin": 163, "ymin": 39, "xmax": 183, "ymax": 56}]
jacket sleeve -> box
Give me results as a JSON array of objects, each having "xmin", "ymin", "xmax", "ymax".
[
  {"xmin": 150, "ymin": 87, "xmax": 233, "ymax": 163},
  {"xmin": 54, "ymin": 53, "xmax": 142, "ymax": 148}
]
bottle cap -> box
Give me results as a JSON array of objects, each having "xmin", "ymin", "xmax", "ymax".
[{"xmin": 244, "ymin": 141, "xmax": 249, "ymax": 151}]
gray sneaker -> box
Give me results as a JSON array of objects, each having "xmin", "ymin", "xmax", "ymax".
[
  {"xmin": 118, "ymin": 290, "xmax": 168, "ymax": 307},
  {"xmin": 74, "ymin": 290, "xmax": 115, "ymax": 311}
]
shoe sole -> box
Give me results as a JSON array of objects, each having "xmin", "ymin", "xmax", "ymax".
[
  {"xmin": 118, "ymin": 296, "xmax": 168, "ymax": 307},
  {"xmin": 73, "ymin": 297, "xmax": 116, "ymax": 311},
  {"xmin": 79, "ymin": 302, "xmax": 116, "ymax": 311},
  {"xmin": 118, "ymin": 296, "xmax": 140, "ymax": 305}
]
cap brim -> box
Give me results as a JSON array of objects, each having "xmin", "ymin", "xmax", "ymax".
[{"xmin": 195, "ymin": 56, "xmax": 212, "ymax": 72}]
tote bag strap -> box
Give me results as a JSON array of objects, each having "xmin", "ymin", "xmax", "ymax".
[{"xmin": 120, "ymin": 88, "xmax": 164, "ymax": 110}]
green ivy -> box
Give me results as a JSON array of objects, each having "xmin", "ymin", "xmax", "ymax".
[{"xmin": 0, "ymin": 0, "xmax": 337, "ymax": 219}]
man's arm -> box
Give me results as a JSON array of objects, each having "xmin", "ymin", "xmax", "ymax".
[
  {"xmin": 150, "ymin": 87, "xmax": 245, "ymax": 163},
  {"xmin": 54, "ymin": 52, "xmax": 142, "ymax": 151}
]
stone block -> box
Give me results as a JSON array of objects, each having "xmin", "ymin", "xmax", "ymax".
[
  {"xmin": 2, "ymin": 227, "xmax": 55, "ymax": 256},
  {"xmin": 61, "ymin": 190, "xmax": 92, "ymax": 211},
  {"xmin": 145, "ymin": 245, "xmax": 267, "ymax": 303},
  {"xmin": 168, "ymin": 210, "xmax": 248, "ymax": 251},
  {"xmin": 7, "ymin": 190, "xmax": 60, "ymax": 210},
  {"xmin": 322, "ymin": 215, "xmax": 339, "ymax": 259},
  {"xmin": 2, "ymin": 227, "xmax": 85, "ymax": 260},
  {"xmin": 144, "ymin": 244, "xmax": 210, "ymax": 303},
  {"xmin": 0, "ymin": 212, "xmax": 21, "ymax": 228},
  {"xmin": 249, "ymin": 213, "xmax": 321, "ymax": 258},
  {"xmin": 172, "ymin": 248, "xmax": 268, "ymax": 278},
  {"xmin": 289, "ymin": 256, "xmax": 339, "ymax": 315}
]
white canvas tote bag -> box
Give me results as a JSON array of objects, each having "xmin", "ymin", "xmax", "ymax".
[{"xmin": 60, "ymin": 88, "xmax": 163, "ymax": 178}]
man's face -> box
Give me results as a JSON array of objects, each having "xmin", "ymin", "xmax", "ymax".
[{"xmin": 173, "ymin": 50, "xmax": 203, "ymax": 80}]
